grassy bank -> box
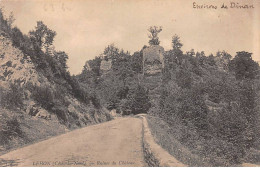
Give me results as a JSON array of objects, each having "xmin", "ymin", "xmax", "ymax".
[
  {"xmin": 146, "ymin": 115, "xmax": 209, "ymax": 166},
  {"xmin": 0, "ymin": 108, "xmax": 113, "ymax": 156},
  {"xmin": 0, "ymin": 108, "xmax": 66, "ymax": 156},
  {"xmin": 146, "ymin": 115, "xmax": 260, "ymax": 167}
]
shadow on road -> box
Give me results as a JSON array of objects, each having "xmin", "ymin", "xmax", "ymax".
[{"xmin": 0, "ymin": 158, "xmax": 20, "ymax": 167}]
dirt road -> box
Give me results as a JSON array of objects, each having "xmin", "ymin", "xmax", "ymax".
[{"xmin": 0, "ymin": 117, "xmax": 146, "ymax": 167}]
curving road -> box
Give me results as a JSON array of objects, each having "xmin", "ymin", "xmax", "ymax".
[{"xmin": 0, "ymin": 117, "xmax": 147, "ymax": 167}]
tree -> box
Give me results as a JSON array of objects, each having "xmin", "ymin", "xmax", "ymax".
[
  {"xmin": 0, "ymin": 8, "xmax": 11, "ymax": 34},
  {"xmin": 148, "ymin": 26, "xmax": 162, "ymax": 46},
  {"xmin": 130, "ymin": 85, "xmax": 151, "ymax": 114},
  {"xmin": 172, "ymin": 34, "xmax": 183, "ymax": 50},
  {"xmin": 103, "ymin": 44, "xmax": 121, "ymax": 71},
  {"xmin": 29, "ymin": 21, "xmax": 56, "ymax": 53},
  {"xmin": 79, "ymin": 56, "xmax": 102, "ymax": 85},
  {"xmin": 7, "ymin": 12, "xmax": 15, "ymax": 28},
  {"xmin": 11, "ymin": 27, "xmax": 24, "ymax": 48},
  {"xmin": 131, "ymin": 51, "xmax": 143, "ymax": 74},
  {"xmin": 186, "ymin": 49, "xmax": 195, "ymax": 57},
  {"xmin": 54, "ymin": 51, "xmax": 69, "ymax": 70},
  {"xmin": 0, "ymin": 83, "xmax": 24, "ymax": 109},
  {"xmin": 215, "ymin": 51, "xmax": 232, "ymax": 70},
  {"xmin": 103, "ymin": 44, "xmax": 120, "ymax": 60},
  {"xmin": 88, "ymin": 57, "xmax": 102, "ymax": 76},
  {"xmin": 167, "ymin": 34, "xmax": 184, "ymax": 66},
  {"xmin": 229, "ymin": 51, "xmax": 259, "ymax": 80}
]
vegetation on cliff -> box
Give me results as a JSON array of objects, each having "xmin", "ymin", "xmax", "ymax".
[{"xmin": 0, "ymin": 8, "xmax": 111, "ymax": 153}]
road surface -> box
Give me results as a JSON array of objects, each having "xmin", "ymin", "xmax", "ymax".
[{"xmin": 0, "ymin": 117, "xmax": 146, "ymax": 167}]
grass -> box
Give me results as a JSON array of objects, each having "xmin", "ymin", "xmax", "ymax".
[
  {"xmin": 0, "ymin": 105, "xmax": 113, "ymax": 156},
  {"xmin": 0, "ymin": 108, "xmax": 66, "ymax": 155},
  {"xmin": 146, "ymin": 115, "xmax": 210, "ymax": 167},
  {"xmin": 146, "ymin": 115, "xmax": 260, "ymax": 167}
]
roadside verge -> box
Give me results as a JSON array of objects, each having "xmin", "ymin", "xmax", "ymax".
[{"xmin": 136, "ymin": 114, "xmax": 187, "ymax": 167}]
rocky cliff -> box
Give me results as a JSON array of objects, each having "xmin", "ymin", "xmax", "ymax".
[
  {"xmin": 0, "ymin": 32, "xmax": 112, "ymax": 154},
  {"xmin": 143, "ymin": 45, "xmax": 164, "ymax": 76}
]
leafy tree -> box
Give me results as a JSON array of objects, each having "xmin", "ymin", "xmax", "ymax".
[
  {"xmin": 114, "ymin": 53, "xmax": 134, "ymax": 86},
  {"xmin": 229, "ymin": 51, "xmax": 259, "ymax": 80},
  {"xmin": 11, "ymin": 27, "xmax": 24, "ymax": 48},
  {"xmin": 216, "ymin": 50, "xmax": 232, "ymax": 61},
  {"xmin": 129, "ymin": 85, "xmax": 151, "ymax": 114},
  {"xmin": 167, "ymin": 34, "xmax": 184, "ymax": 66},
  {"xmin": 215, "ymin": 51, "xmax": 232, "ymax": 70},
  {"xmin": 176, "ymin": 69, "xmax": 192, "ymax": 89},
  {"xmin": 103, "ymin": 44, "xmax": 120, "ymax": 61},
  {"xmin": 172, "ymin": 34, "xmax": 183, "ymax": 50},
  {"xmin": 119, "ymin": 99, "xmax": 132, "ymax": 115},
  {"xmin": 54, "ymin": 51, "xmax": 69, "ymax": 70},
  {"xmin": 88, "ymin": 57, "xmax": 102, "ymax": 76},
  {"xmin": 186, "ymin": 49, "xmax": 195, "ymax": 57},
  {"xmin": 29, "ymin": 21, "xmax": 56, "ymax": 53},
  {"xmin": 31, "ymin": 85, "xmax": 55, "ymax": 110},
  {"xmin": 0, "ymin": 8, "xmax": 12, "ymax": 34},
  {"xmin": 148, "ymin": 26, "xmax": 162, "ymax": 46},
  {"xmin": 0, "ymin": 83, "xmax": 24, "ymax": 109},
  {"xmin": 238, "ymin": 80, "xmax": 258, "ymax": 148},
  {"xmin": 131, "ymin": 52, "xmax": 143, "ymax": 73},
  {"xmin": 7, "ymin": 12, "xmax": 15, "ymax": 28},
  {"xmin": 207, "ymin": 53, "xmax": 216, "ymax": 66}
]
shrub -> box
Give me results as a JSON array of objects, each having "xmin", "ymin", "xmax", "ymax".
[
  {"xmin": 30, "ymin": 85, "xmax": 55, "ymax": 110},
  {"xmin": 0, "ymin": 83, "xmax": 24, "ymax": 110},
  {"xmin": 229, "ymin": 51, "xmax": 259, "ymax": 80},
  {"xmin": 89, "ymin": 92, "xmax": 101, "ymax": 109},
  {"xmin": 0, "ymin": 115, "xmax": 24, "ymax": 146},
  {"xmin": 176, "ymin": 69, "xmax": 193, "ymax": 89},
  {"xmin": 129, "ymin": 84, "xmax": 151, "ymax": 114},
  {"xmin": 52, "ymin": 106, "xmax": 68, "ymax": 123}
]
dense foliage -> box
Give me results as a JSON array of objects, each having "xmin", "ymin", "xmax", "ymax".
[{"xmin": 78, "ymin": 26, "xmax": 259, "ymax": 166}]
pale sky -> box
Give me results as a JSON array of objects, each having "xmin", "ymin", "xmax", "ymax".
[{"xmin": 1, "ymin": 0, "xmax": 259, "ymax": 74}]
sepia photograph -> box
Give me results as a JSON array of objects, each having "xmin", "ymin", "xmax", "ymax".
[{"xmin": 0, "ymin": 0, "xmax": 259, "ymax": 167}]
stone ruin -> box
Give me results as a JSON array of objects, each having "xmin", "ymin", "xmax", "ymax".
[
  {"xmin": 143, "ymin": 45, "xmax": 164, "ymax": 75},
  {"xmin": 100, "ymin": 55, "xmax": 112, "ymax": 73},
  {"xmin": 100, "ymin": 59, "xmax": 112, "ymax": 71}
]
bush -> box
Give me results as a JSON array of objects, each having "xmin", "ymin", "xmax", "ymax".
[
  {"xmin": 30, "ymin": 85, "xmax": 55, "ymax": 110},
  {"xmin": 0, "ymin": 83, "xmax": 24, "ymax": 110},
  {"xmin": 0, "ymin": 115, "xmax": 24, "ymax": 146},
  {"xmin": 207, "ymin": 105, "xmax": 247, "ymax": 164},
  {"xmin": 229, "ymin": 51, "xmax": 259, "ymax": 80},
  {"xmin": 51, "ymin": 106, "xmax": 68, "ymax": 124},
  {"xmin": 129, "ymin": 84, "xmax": 151, "ymax": 114},
  {"xmin": 157, "ymin": 74, "xmax": 256, "ymax": 165}
]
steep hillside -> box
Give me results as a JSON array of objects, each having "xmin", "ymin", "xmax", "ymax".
[
  {"xmin": 0, "ymin": 12, "xmax": 112, "ymax": 154},
  {"xmin": 0, "ymin": 33, "xmax": 41, "ymax": 88}
]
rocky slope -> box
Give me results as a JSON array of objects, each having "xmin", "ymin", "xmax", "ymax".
[
  {"xmin": 0, "ymin": 32, "xmax": 112, "ymax": 154},
  {"xmin": 0, "ymin": 33, "xmax": 42, "ymax": 88}
]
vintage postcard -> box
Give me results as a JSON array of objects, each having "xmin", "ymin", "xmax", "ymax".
[{"xmin": 0, "ymin": 0, "xmax": 259, "ymax": 167}]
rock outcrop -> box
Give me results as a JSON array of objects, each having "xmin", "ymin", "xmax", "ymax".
[
  {"xmin": 143, "ymin": 45, "xmax": 164, "ymax": 76},
  {"xmin": 0, "ymin": 34, "xmax": 42, "ymax": 88},
  {"xmin": 0, "ymin": 33, "xmax": 112, "ymax": 125},
  {"xmin": 100, "ymin": 59, "xmax": 112, "ymax": 73}
]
